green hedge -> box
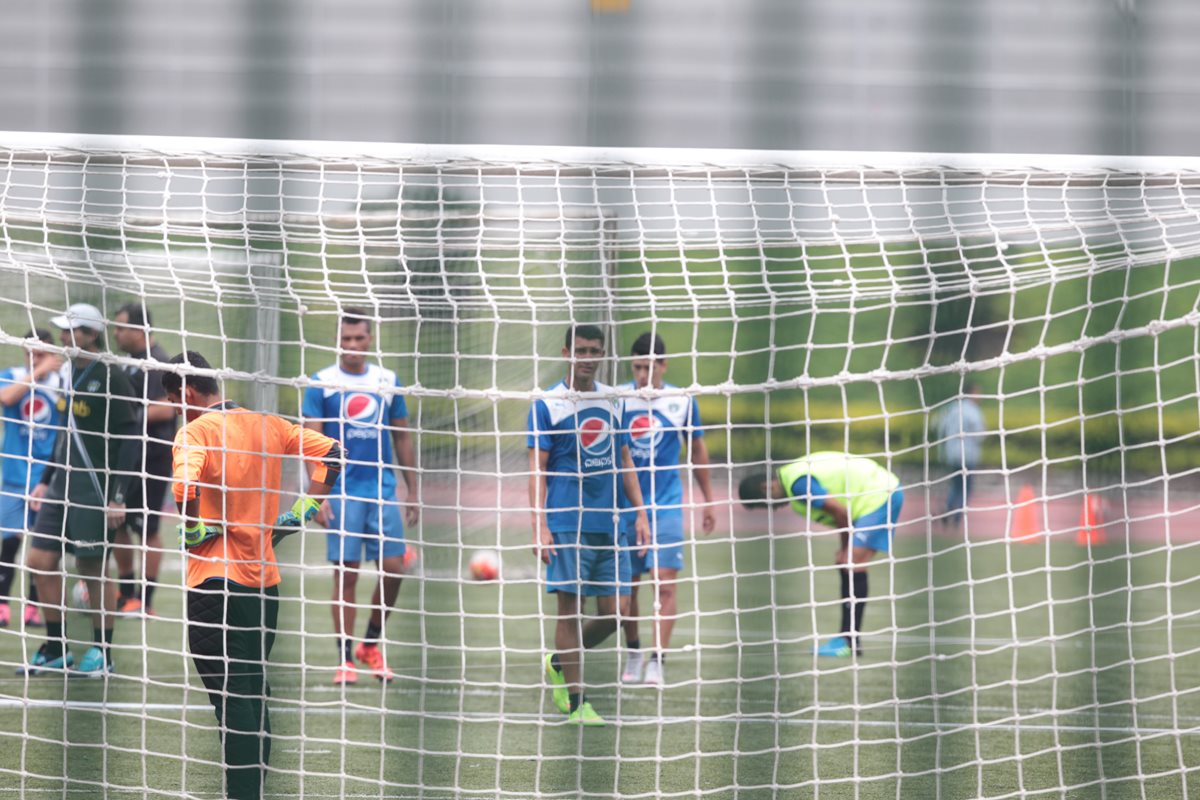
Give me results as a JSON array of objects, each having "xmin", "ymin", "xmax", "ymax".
[{"xmin": 699, "ymin": 396, "xmax": 1198, "ymax": 474}]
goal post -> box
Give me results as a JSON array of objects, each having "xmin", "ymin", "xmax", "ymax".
[{"xmin": 0, "ymin": 132, "xmax": 1198, "ymax": 798}]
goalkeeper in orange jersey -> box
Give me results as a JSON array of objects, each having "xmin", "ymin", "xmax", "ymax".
[{"xmin": 163, "ymin": 351, "xmax": 343, "ymax": 800}]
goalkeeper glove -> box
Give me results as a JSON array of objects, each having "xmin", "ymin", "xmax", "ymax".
[
  {"xmin": 274, "ymin": 496, "xmax": 321, "ymax": 529},
  {"xmin": 178, "ymin": 521, "xmax": 223, "ymax": 549}
]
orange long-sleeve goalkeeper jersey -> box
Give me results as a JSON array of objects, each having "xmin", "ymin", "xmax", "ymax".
[{"xmin": 172, "ymin": 402, "xmax": 342, "ymax": 589}]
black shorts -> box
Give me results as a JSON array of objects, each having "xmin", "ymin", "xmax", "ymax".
[
  {"xmin": 29, "ymin": 492, "xmax": 115, "ymax": 560},
  {"xmin": 124, "ymin": 472, "xmax": 171, "ymax": 537}
]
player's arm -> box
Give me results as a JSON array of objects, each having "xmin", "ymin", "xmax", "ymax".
[
  {"xmin": 301, "ymin": 419, "xmax": 336, "ymax": 526},
  {"xmin": 0, "ymin": 369, "xmax": 26, "ymax": 407},
  {"xmin": 528, "ymin": 447, "xmax": 554, "ymax": 564},
  {"xmin": 687, "ymin": 436, "xmax": 717, "ymax": 535},
  {"xmin": 390, "ymin": 419, "xmax": 419, "ymax": 526},
  {"xmin": 620, "ymin": 444, "xmax": 652, "ymax": 555},
  {"xmin": 273, "ymin": 427, "xmax": 342, "ymax": 546},
  {"xmin": 105, "ymin": 373, "xmax": 144, "ymax": 529},
  {"xmin": 172, "ymin": 426, "xmax": 222, "ymax": 548}
]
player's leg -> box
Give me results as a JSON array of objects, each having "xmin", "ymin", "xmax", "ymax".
[
  {"xmin": 75, "ymin": 546, "xmax": 118, "ymax": 674},
  {"xmin": 326, "ymin": 498, "xmax": 366, "ymax": 682},
  {"xmin": 543, "ymin": 531, "xmax": 586, "ymax": 717},
  {"xmin": 620, "ymin": 523, "xmax": 646, "ymax": 683},
  {"xmin": 643, "ymin": 512, "xmax": 685, "ymax": 684},
  {"xmin": 113, "ymin": 526, "xmax": 136, "ymax": 610},
  {"xmin": 139, "ymin": 475, "xmax": 168, "ymax": 612},
  {"xmin": 821, "ymin": 489, "xmax": 905, "ymax": 658},
  {"xmin": 114, "ymin": 476, "xmax": 143, "ymax": 612},
  {"xmin": 21, "ymin": 501, "xmax": 69, "ymax": 672},
  {"xmin": 222, "ymin": 583, "xmax": 279, "ymax": 800},
  {"xmin": 0, "ymin": 487, "xmax": 26, "ymax": 625},
  {"xmin": 356, "ymin": 497, "xmax": 403, "ymax": 680}
]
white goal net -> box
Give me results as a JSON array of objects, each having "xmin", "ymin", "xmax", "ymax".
[{"xmin": 0, "ymin": 132, "xmax": 1198, "ymax": 799}]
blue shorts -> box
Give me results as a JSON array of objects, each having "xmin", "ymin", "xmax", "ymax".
[
  {"xmin": 622, "ymin": 509, "xmax": 685, "ymax": 576},
  {"xmin": 851, "ymin": 489, "xmax": 905, "ymax": 553},
  {"xmin": 0, "ymin": 484, "xmax": 33, "ymax": 540},
  {"xmin": 546, "ymin": 530, "xmax": 631, "ymax": 597},
  {"xmin": 325, "ymin": 496, "xmax": 406, "ymax": 563}
]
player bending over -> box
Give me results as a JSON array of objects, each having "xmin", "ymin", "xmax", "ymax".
[
  {"xmin": 739, "ymin": 452, "xmax": 903, "ymax": 658},
  {"xmin": 164, "ymin": 351, "xmax": 342, "ymax": 800}
]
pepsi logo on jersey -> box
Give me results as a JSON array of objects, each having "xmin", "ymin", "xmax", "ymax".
[
  {"xmin": 579, "ymin": 416, "xmax": 611, "ymax": 455},
  {"xmin": 21, "ymin": 395, "xmax": 52, "ymax": 424},
  {"xmin": 343, "ymin": 393, "xmax": 380, "ymax": 426},
  {"xmin": 627, "ymin": 413, "xmax": 664, "ymax": 457}
]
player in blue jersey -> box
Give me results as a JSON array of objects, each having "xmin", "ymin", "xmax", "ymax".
[
  {"xmin": 617, "ymin": 333, "xmax": 716, "ymax": 686},
  {"xmin": 0, "ymin": 329, "xmax": 64, "ymax": 628},
  {"xmin": 529, "ymin": 324, "xmax": 650, "ymax": 727},
  {"xmin": 301, "ymin": 308, "xmax": 418, "ymax": 685}
]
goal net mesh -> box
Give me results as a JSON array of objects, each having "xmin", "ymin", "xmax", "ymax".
[{"xmin": 0, "ymin": 134, "xmax": 1198, "ymax": 798}]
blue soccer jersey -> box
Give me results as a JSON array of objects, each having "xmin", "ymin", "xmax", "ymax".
[
  {"xmin": 301, "ymin": 363, "xmax": 408, "ymax": 499},
  {"xmin": 527, "ymin": 380, "xmax": 626, "ymax": 536},
  {"xmin": 620, "ymin": 382, "xmax": 704, "ymax": 514},
  {"xmin": 0, "ymin": 366, "xmax": 64, "ymax": 490}
]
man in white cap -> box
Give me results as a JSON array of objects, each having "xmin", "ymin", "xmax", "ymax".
[{"xmin": 20, "ymin": 302, "xmax": 141, "ymax": 677}]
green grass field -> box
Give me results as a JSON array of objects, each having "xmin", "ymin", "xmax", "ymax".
[{"xmin": 1, "ymin": 519, "xmax": 1198, "ymax": 800}]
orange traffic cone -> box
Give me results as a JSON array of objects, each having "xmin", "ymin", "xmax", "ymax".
[
  {"xmin": 1077, "ymin": 494, "xmax": 1105, "ymax": 545},
  {"xmin": 1010, "ymin": 484, "xmax": 1042, "ymax": 542}
]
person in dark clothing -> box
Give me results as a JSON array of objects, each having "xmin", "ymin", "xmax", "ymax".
[
  {"xmin": 20, "ymin": 303, "xmax": 141, "ymax": 676},
  {"xmin": 111, "ymin": 302, "xmax": 176, "ymax": 615}
]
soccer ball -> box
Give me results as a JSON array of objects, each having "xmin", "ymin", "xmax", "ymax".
[
  {"xmin": 468, "ymin": 550, "xmax": 500, "ymax": 582},
  {"xmin": 70, "ymin": 580, "xmax": 90, "ymax": 610}
]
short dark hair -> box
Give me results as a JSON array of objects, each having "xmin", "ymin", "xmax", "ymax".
[
  {"xmin": 631, "ymin": 332, "xmax": 666, "ymax": 359},
  {"xmin": 116, "ymin": 302, "xmax": 152, "ymax": 328},
  {"xmin": 738, "ymin": 473, "xmax": 772, "ymax": 510},
  {"xmin": 25, "ymin": 328, "xmax": 52, "ymax": 344},
  {"xmin": 340, "ymin": 307, "xmax": 373, "ymax": 334},
  {"xmin": 161, "ymin": 351, "xmax": 220, "ymax": 397},
  {"xmin": 565, "ymin": 324, "xmax": 605, "ymax": 349}
]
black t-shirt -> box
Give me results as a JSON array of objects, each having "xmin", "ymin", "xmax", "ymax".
[
  {"xmin": 125, "ymin": 342, "xmax": 177, "ymax": 470},
  {"xmin": 48, "ymin": 357, "xmax": 138, "ymax": 503}
]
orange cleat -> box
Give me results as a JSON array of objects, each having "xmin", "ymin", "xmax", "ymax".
[
  {"xmin": 333, "ymin": 660, "xmax": 358, "ymax": 685},
  {"xmin": 354, "ymin": 642, "xmax": 395, "ymax": 682}
]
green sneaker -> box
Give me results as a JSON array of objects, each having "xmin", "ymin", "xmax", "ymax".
[
  {"xmin": 568, "ymin": 701, "xmax": 606, "ymax": 727},
  {"xmin": 544, "ymin": 653, "xmax": 570, "ymax": 714}
]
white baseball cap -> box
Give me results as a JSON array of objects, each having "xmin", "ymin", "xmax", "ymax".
[{"xmin": 50, "ymin": 303, "xmax": 106, "ymax": 333}]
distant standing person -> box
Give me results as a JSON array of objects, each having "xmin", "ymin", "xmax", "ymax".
[
  {"xmin": 111, "ymin": 302, "xmax": 177, "ymax": 616},
  {"xmin": 617, "ymin": 332, "xmax": 716, "ymax": 687},
  {"xmin": 301, "ymin": 308, "xmax": 419, "ymax": 685},
  {"xmin": 0, "ymin": 329, "xmax": 64, "ymax": 628},
  {"xmin": 935, "ymin": 382, "xmax": 986, "ymax": 529}
]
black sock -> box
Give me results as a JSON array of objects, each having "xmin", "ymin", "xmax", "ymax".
[
  {"xmin": 338, "ymin": 638, "xmax": 353, "ymax": 663},
  {"xmin": 143, "ymin": 581, "xmax": 156, "ymax": 609},
  {"xmin": 27, "ymin": 581, "xmax": 38, "ymax": 605},
  {"xmin": 0, "ymin": 536, "xmax": 20, "ymax": 598},
  {"xmin": 653, "ymin": 652, "xmax": 664, "ymax": 664},
  {"xmin": 839, "ymin": 569, "xmax": 852, "ymax": 639},
  {"xmin": 104, "ymin": 628, "xmax": 115, "ymax": 664},
  {"xmin": 568, "ymin": 692, "xmax": 582, "ymax": 713},
  {"xmin": 45, "ymin": 621, "xmax": 64, "ymax": 660},
  {"xmin": 852, "ymin": 571, "xmax": 869, "ymax": 651},
  {"xmin": 627, "ymin": 638, "xmax": 640, "ymax": 651},
  {"xmin": 118, "ymin": 572, "xmax": 136, "ymax": 601},
  {"xmin": 363, "ymin": 622, "xmax": 382, "ymax": 644},
  {"xmin": 550, "ymin": 652, "xmax": 562, "ymax": 673}
]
